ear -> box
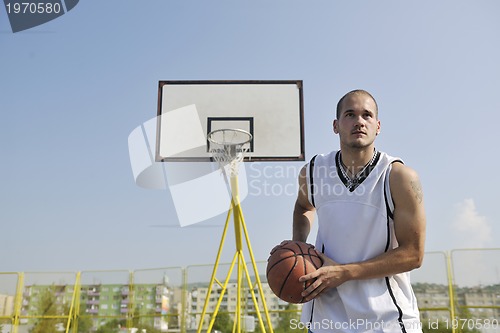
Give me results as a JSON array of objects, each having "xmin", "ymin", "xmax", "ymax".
[
  {"xmin": 376, "ymin": 120, "xmax": 381, "ymax": 135},
  {"xmin": 333, "ymin": 119, "xmax": 339, "ymax": 134}
]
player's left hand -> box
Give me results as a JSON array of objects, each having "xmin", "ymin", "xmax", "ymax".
[{"xmin": 298, "ymin": 252, "xmax": 347, "ymax": 302}]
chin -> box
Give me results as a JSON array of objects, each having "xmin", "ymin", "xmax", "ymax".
[{"xmin": 348, "ymin": 141, "xmax": 374, "ymax": 149}]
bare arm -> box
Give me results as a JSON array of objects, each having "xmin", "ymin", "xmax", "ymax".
[
  {"xmin": 293, "ymin": 165, "xmax": 316, "ymax": 242},
  {"xmin": 300, "ymin": 162, "xmax": 426, "ymax": 301}
]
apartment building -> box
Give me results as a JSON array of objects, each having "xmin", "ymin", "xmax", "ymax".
[
  {"xmin": 186, "ymin": 281, "xmax": 299, "ymax": 331},
  {"xmin": 20, "ymin": 281, "xmax": 172, "ymax": 332},
  {"xmin": 0, "ymin": 294, "xmax": 14, "ymax": 317},
  {"xmin": 414, "ymin": 283, "xmax": 500, "ymax": 322}
]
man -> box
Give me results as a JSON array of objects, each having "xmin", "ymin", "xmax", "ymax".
[{"xmin": 292, "ymin": 90, "xmax": 426, "ymax": 333}]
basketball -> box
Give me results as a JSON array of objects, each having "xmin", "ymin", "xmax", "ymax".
[{"xmin": 266, "ymin": 241, "xmax": 323, "ymax": 304}]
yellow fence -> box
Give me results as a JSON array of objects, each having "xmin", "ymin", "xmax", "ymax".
[{"xmin": 0, "ymin": 249, "xmax": 499, "ymax": 333}]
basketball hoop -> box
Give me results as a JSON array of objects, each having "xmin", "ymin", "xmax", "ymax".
[{"xmin": 207, "ymin": 128, "xmax": 252, "ymax": 177}]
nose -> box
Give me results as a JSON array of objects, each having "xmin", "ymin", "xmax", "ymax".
[{"xmin": 354, "ymin": 115, "xmax": 365, "ymax": 127}]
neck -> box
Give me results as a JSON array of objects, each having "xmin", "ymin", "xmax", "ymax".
[{"xmin": 340, "ymin": 146, "xmax": 376, "ymax": 177}]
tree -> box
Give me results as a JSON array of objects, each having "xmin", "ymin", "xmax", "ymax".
[
  {"xmin": 29, "ymin": 286, "xmax": 61, "ymax": 333},
  {"xmin": 213, "ymin": 311, "xmax": 234, "ymax": 333},
  {"xmin": 130, "ymin": 306, "xmax": 162, "ymax": 333},
  {"xmin": 273, "ymin": 304, "xmax": 301, "ymax": 333},
  {"xmin": 95, "ymin": 319, "xmax": 123, "ymax": 333}
]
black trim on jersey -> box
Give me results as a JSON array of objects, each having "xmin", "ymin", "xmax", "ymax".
[
  {"xmin": 383, "ymin": 174, "xmax": 394, "ymax": 252},
  {"xmin": 308, "ymin": 300, "xmax": 315, "ymax": 324},
  {"xmin": 335, "ymin": 151, "xmax": 348, "ymax": 188},
  {"xmin": 307, "ymin": 243, "xmax": 325, "ymax": 325},
  {"xmin": 335, "ymin": 151, "xmax": 381, "ymax": 192},
  {"xmin": 383, "ymin": 161, "xmax": 407, "ymax": 333},
  {"xmin": 384, "ymin": 213, "xmax": 392, "ymax": 253},
  {"xmin": 309, "ymin": 155, "xmax": 318, "ymax": 207},
  {"xmin": 384, "ymin": 160, "xmax": 404, "ymax": 220},
  {"xmin": 385, "ymin": 277, "xmax": 408, "ymax": 333},
  {"xmin": 306, "ymin": 155, "xmax": 318, "ymax": 326},
  {"xmin": 384, "ymin": 190, "xmax": 394, "ymax": 221}
]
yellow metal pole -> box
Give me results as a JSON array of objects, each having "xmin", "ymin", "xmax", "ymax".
[
  {"xmin": 206, "ymin": 252, "xmax": 239, "ymax": 333},
  {"xmin": 447, "ymin": 251, "xmax": 456, "ymax": 333},
  {"xmin": 231, "ymin": 174, "xmax": 243, "ymax": 253},
  {"xmin": 181, "ymin": 267, "xmax": 187, "ymax": 333},
  {"xmin": 236, "ymin": 205, "xmax": 274, "ymax": 333},
  {"xmin": 230, "ymin": 168, "xmax": 274, "ymax": 333},
  {"xmin": 236, "ymin": 251, "xmax": 242, "ymax": 333},
  {"xmin": 231, "ymin": 173, "xmax": 243, "ymax": 333},
  {"xmin": 12, "ymin": 272, "xmax": 24, "ymax": 333},
  {"xmin": 241, "ymin": 256, "xmax": 268, "ymax": 333},
  {"xmin": 230, "ymin": 173, "xmax": 244, "ymax": 333},
  {"xmin": 66, "ymin": 271, "xmax": 81, "ymax": 333},
  {"xmin": 196, "ymin": 205, "xmax": 233, "ymax": 333}
]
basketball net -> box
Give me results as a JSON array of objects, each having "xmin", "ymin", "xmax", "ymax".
[{"xmin": 207, "ymin": 129, "xmax": 252, "ymax": 178}]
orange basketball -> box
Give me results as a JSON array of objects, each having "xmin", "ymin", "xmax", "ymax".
[{"xmin": 266, "ymin": 241, "xmax": 323, "ymax": 304}]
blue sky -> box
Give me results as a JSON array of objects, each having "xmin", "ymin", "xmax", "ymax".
[{"xmin": 1, "ymin": 1, "xmax": 500, "ymax": 285}]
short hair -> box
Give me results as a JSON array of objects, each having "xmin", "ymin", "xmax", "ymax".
[{"xmin": 336, "ymin": 89, "xmax": 379, "ymax": 119}]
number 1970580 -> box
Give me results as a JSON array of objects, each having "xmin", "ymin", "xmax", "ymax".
[{"xmin": 6, "ymin": 2, "xmax": 62, "ymax": 14}]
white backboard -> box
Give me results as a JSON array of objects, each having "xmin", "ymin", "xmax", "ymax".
[{"xmin": 156, "ymin": 80, "xmax": 305, "ymax": 162}]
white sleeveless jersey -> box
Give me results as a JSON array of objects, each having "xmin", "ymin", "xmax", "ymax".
[{"xmin": 300, "ymin": 150, "xmax": 422, "ymax": 333}]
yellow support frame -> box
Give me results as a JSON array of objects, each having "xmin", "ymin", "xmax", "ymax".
[
  {"xmin": 196, "ymin": 174, "xmax": 274, "ymax": 333},
  {"xmin": 67, "ymin": 272, "xmax": 81, "ymax": 333},
  {"xmin": 446, "ymin": 251, "xmax": 457, "ymax": 333},
  {"xmin": 12, "ymin": 272, "xmax": 24, "ymax": 333}
]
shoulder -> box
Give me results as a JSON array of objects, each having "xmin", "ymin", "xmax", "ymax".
[
  {"xmin": 310, "ymin": 150, "xmax": 338, "ymax": 167},
  {"xmin": 389, "ymin": 162, "xmax": 424, "ymax": 204},
  {"xmin": 389, "ymin": 161, "xmax": 419, "ymax": 182},
  {"xmin": 298, "ymin": 151, "xmax": 337, "ymax": 187}
]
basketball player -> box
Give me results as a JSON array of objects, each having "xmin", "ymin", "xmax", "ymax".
[{"xmin": 292, "ymin": 90, "xmax": 426, "ymax": 333}]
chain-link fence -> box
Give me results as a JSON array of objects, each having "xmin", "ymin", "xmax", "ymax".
[{"xmin": 1, "ymin": 249, "xmax": 499, "ymax": 333}]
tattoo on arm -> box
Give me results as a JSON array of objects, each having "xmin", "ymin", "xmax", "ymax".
[{"xmin": 410, "ymin": 180, "xmax": 423, "ymax": 203}]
